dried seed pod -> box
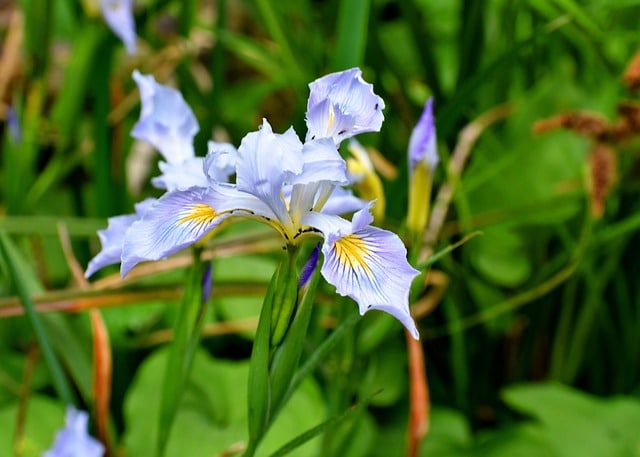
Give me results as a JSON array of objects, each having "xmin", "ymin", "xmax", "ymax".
[{"xmin": 587, "ymin": 143, "xmax": 617, "ymax": 218}]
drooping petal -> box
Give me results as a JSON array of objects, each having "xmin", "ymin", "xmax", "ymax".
[
  {"xmin": 100, "ymin": 0, "xmax": 137, "ymax": 55},
  {"xmin": 303, "ymin": 206, "xmax": 420, "ymax": 339},
  {"xmin": 151, "ymin": 157, "xmax": 208, "ymax": 191},
  {"xmin": 85, "ymin": 198, "xmax": 155, "ymax": 278},
  {"xmin": 306, "ymin": 68, "xmax": 385, "ymax": 145},
  {"xmin": 121, "ymin": 183, "xmax": 276, "ymax": 276},
  {"xmin": 131, "ymin": 70, "xmax": 198, "ymax": 164},
  {"xmin": 44, "ymin": 407, "xmax": 104, "ymax": 457},
  {"xmin": 408, "ymin": 97, "xmax": 438, "ymax": 173},
  {"xmin": 235, "ymin": 120, "xmax": 303, "ymax": 222}
]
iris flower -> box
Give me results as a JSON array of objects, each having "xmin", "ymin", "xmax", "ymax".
[
  {"xmin": 100, "ymin": 0, "xmax": 137, "ymax": 54},
  {"xmin": 85, "ymin": 72, "xmax": 235, "ymax": 277},
  {"xmin": 44, "ymin": 407, "xmax": 104, "ymax": 457},
  {"xmin": 89, "ymin": 68, "xmax": 420, "ymax": 338},
  {"xmin": 408, "ymin": 97, "xmax": 438, "ymax": 174},
  {"xmin": 407, "ymin": 97, "xmax": 438, "ymax": 236}
]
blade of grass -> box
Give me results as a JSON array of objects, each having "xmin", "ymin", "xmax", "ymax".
[
  {"xmin": 156, "ymin": 249, "xmax": 208, "ymax": 457},
  {"xmin": 267, "ymin": 392, "xmax": 377, "ymax": 457},
  {"xmin": 332, "ymin": 0, "xmax": 371, "ymax": 70},
  {"xmin": 253, "ymin": 0, "xmax": 304, "ymax": 85},
  {"xmin": 0, "ymin": 230, "xmax": 74, "ymax": 405}
]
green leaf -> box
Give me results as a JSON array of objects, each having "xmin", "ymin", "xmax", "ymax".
[
  {"xmin": 247, "ymin": 262, "xmax": 280, "ymax": 451},
  {"xmin": 0, "ymin": 230, "xmax": 74, "ymax": 405},
  {"xmin": 124, "ymin": 348, "xmax": 324, "ymax": 457},
  {"xmin": 332, "ymin": 0, "xmax": 371, "ymax": 70},
  {"xmin": 157, "ymin": 251, "xmax": 207, "ymax": 456},
  {"xmin": 269, "ymin": 265, "xmax": 320, "ymax": 416},
  {"xmin": 502, "ymin": 382, "xmax": 640, "ymax": 457},
  {"xmin": 469, "ymin": 227, "xmax": 531, "ymax": 288},
  {"xmin": 0, "ymin": 396, "xmax": 65, "ymax": 457}
]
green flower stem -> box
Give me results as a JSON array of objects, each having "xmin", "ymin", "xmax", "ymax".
[{"xmin": 156, "ymin": 247, "xmax": 208, "ymax": 457}]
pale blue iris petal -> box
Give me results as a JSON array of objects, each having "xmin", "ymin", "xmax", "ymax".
[
  {"xmin": 131, "ymin": 70, "xmax": 198, "ymax": 164},
  {"xmin": 121, "ymin": 188, "xmax": 226, "ymax": 276},
  {"xmin": 85, "ymin": 198, "xmax": 155, "ymax": 278},
  {"xmin": 408, "ymin": 97, "xmax": 438, "ymax": 173},
  {"xmin": 320, "ymin": 187, "xmax": 368, "ymax": 215},
  {"xmin": 44, "ymin": 407, "xmax": 104, "ymax": 457},
  {"xmin": 120, "ymin": 184, "xmax": 277, "ymax": 276},
  {"xmin": 152, "ymin": 157, "xmax": 208, "ymax": 191},
  {"xmin": 324, "ymin": 226, "xmax": 419, "ymax": 339},
  {"xmin": 100, "ymin": 0, "xmax": 136, "ymax": 54},
  {"xmin": 306, "ymin": 68, "xmax": 385, "ymax": 144},
  {"xmin": 351, "ymin": 202, "xmax": 375, "ymax": 229},
  {"xmin": 205, "ymin": 141, "xmax": 237, "ymax": 182},
  {"xmin": 303, "ymin": 208, "xmax": 420, "ymax": 339},
  {"xmin": 293, "ymin": 137, "xmax": 349, "ymax": 185},
  {"xmin": 305, "ymin": 98, "xmax": 356, "ymax": 144},
  {"xmin": 235, "ymin": 120, "xmax": 302, "ymax": 222}
]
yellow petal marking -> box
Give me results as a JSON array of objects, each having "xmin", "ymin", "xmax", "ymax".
[
  {"xmin": 334, "ymin": 234, "xmax": 372, "ymax": 277},
  {"xmin": 327, "ymin": 109, "xmax": 335, "ymax": 132},
  {"xmin": 178, "ymin": 204, "xmax": 217, "ymax": 226}
]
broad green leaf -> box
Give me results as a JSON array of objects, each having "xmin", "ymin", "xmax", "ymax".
[
  {"xmin": 503, "ymin": 382, "xmax": 640, "ymax": 457},
  {"xmin": 124, "ymin": 348, "xmax": 324, "ymax": 457},
  {"xmin": 469, "ymin": 227, "xmax": 531, "ymax": 288},
  {"xmin": 0, "ymin": 396, "xmax": 65, "ymax": 457}
]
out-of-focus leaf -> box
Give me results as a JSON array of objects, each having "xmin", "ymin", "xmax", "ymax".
[
  {"xmin": 215, "ymin": 255, "xmax": 278, "ymax": 340},
  {"xmin": 124, "ymin": 348, "xmax": 324, "ymax": 457},
  {"xmin": 469, "ymin": 227, "xmax": 531, "ymax": 288},
  {"xmin": 502, "ymin": 382, "xmax": 640, "ymax": 457},
  {"xmin": 0, "ymin": 396, "xmax": 65, "ymax": 457}
]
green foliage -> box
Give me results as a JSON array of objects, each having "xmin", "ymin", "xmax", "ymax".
[{"xmin": 2, "ymin": 0, "xmax": 640, "ymax": 455}]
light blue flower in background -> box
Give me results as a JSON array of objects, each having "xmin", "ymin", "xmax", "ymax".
[
  {"xmin": 408, "ymin": 97, "xmax": 438, "ymax": 174},
  {"xmin": 100, "ymin": 0, "xmax": 137, "ymax": 54},
  {"xmin": 44, "ymin": 407, "xmax": 104, "ymax": 457},
  {"xmin": 306, "ymin": 68, "xmax": 385, "ymax": 145},
  {"xmin": 85, "ymin": 72, "xmax": 237, "ymax": 278},
  {"xmin": 131, "ymin": 70, "xmax": 199, "ymax": 166}
]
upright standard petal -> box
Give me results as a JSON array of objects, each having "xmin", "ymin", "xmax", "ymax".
[
  {"xmin": 85, "ymin": 198, "xmax": 155, "ymax": 278},
  {"xmin": 303, "ymin": 205, "xmax": 420, "ymax": 339},
  {"xmin": 408, "ymin": 97, "xmax": 438, "ymax": 173},
  {"xmin": 306, "ymin": 68, "xmax": 385, "ymax": 144},
  {"xmin": 44, "ymin": 407, "xmax": 104, "ymax": 457},
  {"xmin": 100, "ymin": 0, "xmax": 137, "ymax": 54},
  {"xmin": 235, "ymin": 120, "xmax": 303, "ymax": 222},
  {"xmin": 131, "ymin": 70, "xmax": 198, "ymax": 164}
]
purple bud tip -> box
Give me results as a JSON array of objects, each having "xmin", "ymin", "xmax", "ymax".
[
  {"xmin": 201, "ymin": 261, "xmax": 213, "ymax": 303},
  {"xmin": 299, "ymin": 243, "xmax": 321, "ymax": 287}
]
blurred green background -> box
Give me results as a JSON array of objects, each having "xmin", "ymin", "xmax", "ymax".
[{"xmin": 2, "ymin": 0, "xmax": 640, "ymax": 456}]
